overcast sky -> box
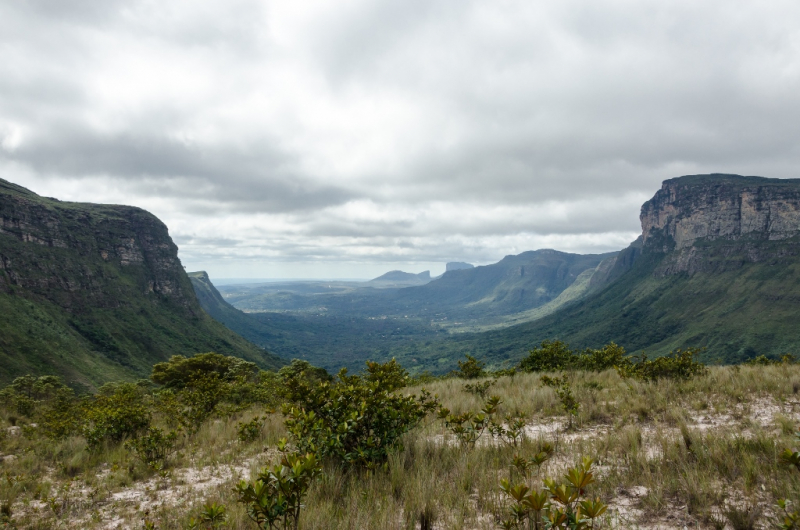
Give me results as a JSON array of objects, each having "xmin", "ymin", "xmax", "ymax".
[{"xmin": 2, "ymin": 1, "xmax": 799, "ymax": 279}]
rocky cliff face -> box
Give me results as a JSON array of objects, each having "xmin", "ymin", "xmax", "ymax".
[
  {"xmin": 638, "ymin": 174, "xmax": 800, "ymax": 275},
  {"xmin": 0, "ymin": 179, "xmax": 194, "ymax": 308},
  {"xmin": 0, "ymin": 178, "xmax": 282, "ymax": 386}
]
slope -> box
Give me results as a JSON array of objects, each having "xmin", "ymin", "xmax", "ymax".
[
  {"xmin": 0, "ymin": 178, "xmax": 284, "ymax": 388},
  {"xmin": 414, "ymin": 174, "xmax": 800, "ymax": 368}
]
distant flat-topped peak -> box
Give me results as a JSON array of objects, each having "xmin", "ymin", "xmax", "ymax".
[{"xmin": 372, "ymin": 270, "xmax": 430, "ymax": 282}]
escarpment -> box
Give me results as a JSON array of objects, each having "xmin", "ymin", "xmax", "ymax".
[
  {"xmin": 0, "ymin": 178, "xmax": 284, "ymax": 386},
  {"xmin": 638, "ymin": 174, "xmax": 800, "ymax": 275}
]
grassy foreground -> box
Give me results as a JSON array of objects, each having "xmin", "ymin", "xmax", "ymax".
[{"xmin": 2, "ymin": 364, "xmax": 800, "ymax": 529}]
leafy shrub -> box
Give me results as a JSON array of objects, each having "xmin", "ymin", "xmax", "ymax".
[
  {"xmin": 438, "ymin": 396, "xmax": 501, "ymax": 449},
  {"xmin": 746, "ymin": 354, "xmax": 796, "ymax": 366},
  {"xmin": 282, "ymin": 360, "xmax": 438, "ymax": 469},
  {"xmin": 499, "ymin": 456, "xmax": 606, "ymax": 529},
  {"xmin": 277, "ymin": 360, "xmax": 332, "ymax": 389},
  {"xmin": 125, "ymin": 427, "xmax": 178, "ymax": 469},
  {"xmin": 464, "ymin": 379, "xmax": 496, "ymax": 399},
  {"xmin": 615, "ymin": 348, "xmax": 707, "ymax": 382},
  {"xmin": 237, "ymin": 416, "xmax": 265, "ymax": 443},
  {"xmin": 82, "ymin": 383, "xmax": 150, "ymax": 449},
  {"xmin": 151, "ymin": 353, "xmax": 258, "ymax": 389},
  {"xmin": 176, "ymin": 373, "xmax": 228, "ymax": 434},
  {"xmin": 519, "ymin": 341, "xmax": 629, "ymax": 373},
  {"xmin": 39, "ymin": 387, "xmax": 80, "ymax": 440},
  {"xmin": 456, "ymin": 355, "xmax": 486, "ymax": 379},
  {"xmin": 519, "ymin": 341, "xmax": 575, "ymax": 373},
  {"xmin": 236, "ymin": 442, "xmax": 322, "ymax": 530},
  {"xmin": 364, "ymin": 357, "xmax": 409, "ymax": 391},
  {"xmin": 198, "ymin": 502, "xmax": 227, "ymax": 529},
  {"xmin": 541, "ymin": 375, "xmax": 579, "ymax": 426},
  {"xmin": 488, "ymin": 412, "xmax": 528, "ymax": 447}
]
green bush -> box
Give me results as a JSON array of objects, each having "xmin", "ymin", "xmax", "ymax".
[
  {"xmin": 282, "ymin": 360, "xmax": 438, "ymax": 469},
  {"xmin": 236, "ymin": 442, "xmax": 322, "ymax": 530},
  {"xmin": 616, "ymin": 348, "xmax": 707, "ymax": 382},
  {"xmin": 237, "ymin": 416, "xmax": 265, "ymax": 443},
  {"xmin": 499, "ymin": 456, "xmax": 606, "ymax": 529},
  {"xmin": 151, "ymin": 352, "xmax": 258, "ymax": 389},
  {"xmin": 456, "ymin": 355, "xmax": 486, "ymax": 379},
  {"xmin": 364, "ymin": 357, "xmax": 408, "ymax": 391},
  {"xmin": 519, "ymin": 341, "xmax": 574, "ymax": 373},
  {"xmin": 519, "ymin": 341, "xmax": 629, "ymax": 373},
  {"xmin": 438, "ymin": 396, "xmax": 501, "ymax": 449},
  {"xmin": 541, "ymin": 376, "xmax": 579, "ymax": 427},
  {"xmin": 82, "ymin": 383, "xmax": 150, "ymax": 449},
  {"xmin": 125, "ymin": 427, "xmax": 178, "ymax": 469},
  {"xmin": 39, "ymin": 387, "xmax": 80, "ymax": 440},
  {"xmin": 463, "ymin": 379, "xmax": 496, "ymax": 399}
]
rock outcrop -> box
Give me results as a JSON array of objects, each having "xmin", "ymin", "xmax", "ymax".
[
  {"xmin": 0, "ymin": 178, "xmax": 284, "ymax": 386},
  {"xmin": 639, "ymin": 174, "xmax": 800, "ymax": 275},
  {"xmin": 0, "ymin": 179, "xmax": 193, "ymax": 308}
]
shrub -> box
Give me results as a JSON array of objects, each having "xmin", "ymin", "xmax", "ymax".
[
  {"xmin": 39, "ymin": 387, "xmax": 80, "ymax": 440},
  {"xmin": 576, "ymin": 343, "xmax": 628, "ymax": 372},
  {"xmin": 519, "ymin": 341, "xmax": 574, "ymax": 373},
  {"xmin": 499, "ymin": 456, "xmax": 606, "ymax": 529},
  {"xmin": 616, "ymin": 348, "xmax": 707, "ymax": 382},
  {"xmin": 282, "ymin": 360, "xmax": 438, "ymax": 469},
  {"xmin": 438, "ymin": 396, "xmax": 501, "ymax": 449},
  {"xmin": 236, "ymin": 443, "xmax": 322, "ymax": 530},
  {"xmin": 237, "ymin": 416, "xmax": 265, "ymax": 443},
  {"xmin": 151, "ymin": 353, "xmax": 258, "ymax": 389},
  {"xmin": 541, "ymin": 375, "xmax": 579, "ymax": 426},
  {"xmin": 519, "ymin": 341, "xmax": 630, "ymax": 373},
  {"xmin": 364, "ymin": 357, "xmax": 409, "ymax": 391},
  {"xmin": 177, "ymin": 373, "xmax": 228, "ymax": 434},
  {"xmin": 455, "ymin": 354, "xmax": 486, "ymax": 379},
  {"xmin": 82, "ymin": 383, "xmax": 150, "ymax": 448},
  {"xmin": 489, "ymin": 412, "xmax": 528, "ymax": 447},
  {"xmin": 464, "ymin": 379, "xmax": 496, "ymax": 399},
  {"xmin": 125, "ymin": 427, "xmax": 179, "ymax": 469}
]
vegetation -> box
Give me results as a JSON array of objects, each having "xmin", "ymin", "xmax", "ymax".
[{"xmin": 2, "ymin": 347, "xmax": 800, "ymax": 528}]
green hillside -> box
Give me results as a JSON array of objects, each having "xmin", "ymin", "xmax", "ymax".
[
  {"xmin": 408, "ymin": 175, "xmax": 800, "ymax": 369},
  {"xmin": 0, "ymin": 179, "xmax": 284, "ymax": 388}
]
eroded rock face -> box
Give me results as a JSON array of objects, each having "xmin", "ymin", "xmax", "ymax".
[
  {"xmin": 639, "ymin": 174, "xmax": 800, "ymax": 275},
  {"xmin": 0, "ymin": 178, "xmax": 195, "ymax": 310}
]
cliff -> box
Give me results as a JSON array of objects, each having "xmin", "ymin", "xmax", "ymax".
[
  {"xmin": 0, "ymin": 179, "xmax": 284, "ymax": 387},
  {"xmin": 640, "ymin": 174, "xmax": 800, "ymax": 275},
  {"xmin": 430, "ymin": 174, "xmax": 800, "ymax": 365}
]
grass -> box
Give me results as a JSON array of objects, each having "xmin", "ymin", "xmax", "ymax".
[{"xmin": 2, "ymin": 364, "xmax": 800, "ymax": 528}]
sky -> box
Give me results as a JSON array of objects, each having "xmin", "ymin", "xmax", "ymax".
[{"xmin": 2, "ymin": 1, "xmax": 800, "ymax": 279}]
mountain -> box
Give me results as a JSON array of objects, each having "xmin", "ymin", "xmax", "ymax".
[
  {"xmin": 219, "ymin": 249, "xmax": 617, "ymax": 332},
  {"xmin": 388, "ymin": 249, "xmax": 618, "ymax": 329},
  {"xmin": 435, "ymin": 174, "xmax": 800, "ymax": 365},
  {"xmin": 365, "ymin": 270, "xmax": 432, "ymax": 288},
  {"xmin": 446, "ymin": 262, "xmax": 474, "ymax": 271},
  {"xmin": 0, "ymin": 179, "xmax": 284, "ymax": 388}
]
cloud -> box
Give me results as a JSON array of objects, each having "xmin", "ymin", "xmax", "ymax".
[{"xmin": 2, "ymin": 0, "xmax": 800, "ymax": 276}]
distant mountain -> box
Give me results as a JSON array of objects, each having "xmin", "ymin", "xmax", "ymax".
[
  {"xmin": 446, "ymin": 262, "xmax": 474, "ymax": 271},
  {"xmin": 0, "ymin": 179, "xmax": 284, "ymax": 387},
  {"xmin": 388, "ymin": 249, "xmax": 618, "ymax": 328},
  {"xmin": 220, "ymin": 250, "xmax": 617, "ymax": 331},
  {"xmin": 436, "ymin": 174, "xmax": 800, "ymax": 365},
  {"xmin": 366, "ymin": 270, "xmax": 432, "ymax": 288}
]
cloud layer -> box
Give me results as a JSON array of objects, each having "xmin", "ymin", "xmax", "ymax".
[{"xmin": 2, "ymin": 0, "xmax": 799, "ymax": 277}]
